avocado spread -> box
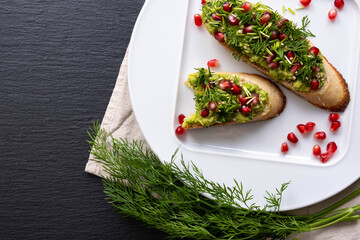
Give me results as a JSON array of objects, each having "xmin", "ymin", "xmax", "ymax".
[
  {"xmin": 201, "ymin": 0, "xmax": 326, "ymax": 91},
  {"xmin": 182, "ymin": 68, "xmax": 269, "ymax": 128}
]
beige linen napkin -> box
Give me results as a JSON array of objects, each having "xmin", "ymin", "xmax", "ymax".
[{"xmin": 85, "ymin": 50, "xmax": 360, "ymax": 239}]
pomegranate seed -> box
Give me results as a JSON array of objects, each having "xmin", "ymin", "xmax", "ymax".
[
  {"xmin": 270, "ymin": 31, "xmax": 279, "ymax": 40},
  {"xmin": 297, "ymin": 124, "xmax": 307, "ymax": 134},
  {"xmin": 223, "ymin": 2, "xmax": 232, "ymax": 12},
  {"xmin": 209, "ymin": 101, "xmax": 217, "ymax": 110},
  {"xmin": 330, "ymin": 121, "xmax": 341, "ymax": 132},
  {"xmin": 279, "ymin": 33, "xmax": 287, "ymax": 41},
  {"xmin": 268, "ymin": 61, "xmax": 279, "ymax": 69},
  {"xmin": 238, "ymin": 94, "xmax": 247, "ymax": 105},
  {"xmin": 241, "ymin": 2, "xmax": 252, "ymax": 12},
  {"xmin": 241, "ymin": 105, "xmax": 252, "ymax": 114},
  {"xmin": 250, "ymin": 93, "xmax": 259, "ymax": 105},
  {"xmin": 203, "ymin": 83, "xmax": 214, "ymax": 90},
  {"xmin": 287, "ymin": 132, "xmax": 298, "ymax": 143},
  {"xmin": 313, "ymin": 144, "xmax": 321, "ymax": 156},
  {"xmin": 305, "ymin": 122, "xmax": 316, "ymax": 132},
  {"xmin": 175, "ymin": 126, "xmax": 186, "ymax": 135},
  {"xmin": 219, "ymin": 80, "xmax": 232, "ymax": 90},
  {"xmin": 201, "ymin": 0, "xmax": 207, "ymax": 5},
  {"xmin": 194, "ymin": 14, "xmax": 202, "ymax": 26},
  {"xmin": 291, "ymin": 63, "xmax": 302, "ymax": 73},
  {"xmin": 244, "ymin": 25, "xmax": 254, "ymax": 34},
  {"xmin": 281, "ymin": 142, "xmax": 289, "ymax": 153},
  {"xmin": 328, "ymin": 9, "xmax": 337, "ymax": 21},
  {"xmin": 212, "ymin": 13, "xmax": 222, "ymax": 21},
  {"xmin": 314, "ymin": 131, "xmax": 326, "ymax": 140},
  {"xmin": 214, "ymin": 31, "xmax": 225, "ymax": 42},
  {"xmin": 228, "ymin": 14, "xmax": 240, "ymax": 25},
  {"xmin": 320, "ymin": 152, "xmax": 330, "ymax": 163},
  {"xmin": 286, "ymin": 51, "xmax": 295, "ymax": 61},
  {"xmin": 277, "ymin": 18, "xmax": 289, "ymax": 29},
  {"xmin": 300, "ymin": 0, "xmax": 312, "ymax": 7},
  {"xmin": 178, "ymin": 114, "xmax": 185, "ymax": 124},
  {"xmin": 201, "ymin": 108, "xmax": 209, "ymax": 118},
  {"xmin": 231, "ymin": 84, "xmax": 242, "ymax": 95},
  {"xmin": 265, "ymin": 53, "xmax": 276, "ymax": 63},
  {"xmin": 329, "ymin": 113, "xmax": 340, "ymax": 122},
  {"xmin": 334, "ymin": 0, "xmax": 344, "ymax": 10},
  {"xmin": 327, "ymin": 141, "xmax": 338, "ymax": 154},
  {"xmin": 260, "ymin": 11, "xmax": 271, "ymax": 25},
  {"xmin": 313, "ymin": 65, "xmax": 320, "ymax": 72},
  {"xmin": 309, "ymin": 46, "xmax": 320, "ymax": 57},
  {"xmin": 207, "ymin": 59, "xmax": 219, "ymax": 68},
  {"xmin": 311, "ymin": 79, "xmax": 319, "ymax": 91}
]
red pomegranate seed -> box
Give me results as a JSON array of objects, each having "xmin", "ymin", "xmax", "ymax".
[
  {"xmin": 328, "ymin": 9, "xmax": 338, "ymax": 21},
  {"xmin": 286, "ymin": 51, "xmax": 295, "ymax": 61},
  {"xmin": 291, "ymin": 63, "xmax": 302, "ymax": 73},
  {"xmin": 320, "ymin": 152, "xmax": 330, "ymax": 163},
  {"xmin": 314, "ymin": 131, "xmax": 326, "ymax": 140},
  {"xmin": 223, "ymin": 2, "xmax": 232, "ymax": 12},
  {"xmin": 175, "ymin": 126, "xmax": 186, "ymax": 135},
  {"xmin": 313, "ymin": 144, "xmax": 321, "ymax": 156},
  {"xmin": 309, "ymin": 46, "xmax": 319, "ymax": 57},
  {"xmin": 244, "ymin": 25, "xmax": 254, "ymax": 34},
  {"xmin": 250, "ymin": 93, "xmax": 259, "ymax": 105},
  {"xmin": 238, "ymin": 94, "xmax": 247, "ymax": 105},
  {"xmin": 203, "ymin": 83, "xmax": 213, "ymax": 90},
  {"xmin": 270, "ymin": 31, "xmax": 279, "ymax": 40},
  {"xmin": 228, "ymin": 14, "xmax": 240, "ymax": 25},
  {"xmin": 209, "ymin": 101, "xmax": 217, "ymax": 110},
  {"xmin": 330, "ymin": 121, "xmax": 341, "ymax": 132},
  {"xmin": 305, "ymin": 122, "xmax": 316, "ymax": 131},
  {"xmin": 334, "ymin": 0, "xmax": 344, "ymax": 10},
  {"xmin": 219, "ymin": 80, "xmax": 232, "ymax": 90},
  {"xmin": 194, "ymin": 14, "xmax": 202, "ymax": 26},
  {"xmin": 297, "ymin": 124, "xmax": 307, "ymax": 134},
  {"xmin": 313, "ymin": 65, "xmax": 320, "ymax": 72},
  {"xmin": 279, "ymin": 33, "xmax": 287, "ymax": 41},
  {"xmin": 178, "ymin": 114, "xmax": 185, "ymax": 124},
  {"xmin": 329, "ymin": 113, "xmax": 340, "ymax": 122},
  {"xmin": 207, "ymin": 59, "xmax": 219, "ymax": 68},
  {"xmin": 231, "ymin": 84, "xmax": 242, "ymax": 95},
  {"xmin": 241, "ymin": 105, "xmax": 252, "ymax": 114},
  {"xmin": 201, "ymin": 108, "xmax": 209, "ymax": 118},
  {"xmin": 268, "ymin": 61, "xmax": 279, "ymax": 69},
  {"xmin": 281, "ymin": 142, "xmax": 289, "ymax": 153},
  {"xmin": 201, "ymin": 0, "xmax": 207, "ymax": 5},
  {"xmin": 277, "ymin": 18, "xmax": 289, "ymax": 29},
  {"xmin": 300, "ymin": 0, "xmax": 312, "ymax": 7},
  {"xmin": 214, "ymin": 31, "xmax": 225, "ymax": 41},
  {"xmin": 260, "ymin": 11, "xmax": 271, "ymax": 25},
  {"xmin": 212, "ymin": 13, "xmax": 222, "ymax": 21},
  {"xmin": 265, "ymin": 53, "xmax": 276, "ymax": 63},
  {"xmin": 327, "ymin": 141, "xmax": 338, "ymax": 154},
  {"xmin": 241, "ymin": 2, "xmax": 252, "ymax": 12},
  {"xmin": 287, "ymin": 132, "xmax": 298, "ymax": 143},
  {"xmin": 311, "ymin": 79, "xmax": 319, "ymax": 91}
]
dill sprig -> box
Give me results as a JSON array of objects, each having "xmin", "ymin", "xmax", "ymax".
[{"xmin": 88, "ymin": 122, "xmax": 360, "ymax": 240}]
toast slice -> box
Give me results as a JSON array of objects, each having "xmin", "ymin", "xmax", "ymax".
[
  {"xmin": 202, "ymin": 0, "xmax": 350, "ymax": 112},
  {"xmin": 182, "ymin": 68, "xmax": 286, "ymax": 130}
]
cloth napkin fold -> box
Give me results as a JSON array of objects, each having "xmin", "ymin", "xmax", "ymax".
[{"xmin": 85, "ymin": 50, "xmax": 360, "ymax": 239}]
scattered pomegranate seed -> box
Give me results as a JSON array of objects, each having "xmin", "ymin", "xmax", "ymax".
[
  {"xmin": 203, "ymin": 83, "xmax": 213, "ymax": 90},
  {"xmin": 241, "ymin": 105, "xmax": 252, "ymax": 114},
  {"xmin": 201, "ymin": 0, "xmax": 207, "ymax": 5},
  {"xmin": 244, "ymin": 25, "xmax": 254, "ymax": 34},
  {"xmin": 238, "ymin": 94, "xmax": 247, "ymax": 105},
  {"xmin": 313, "ymin": 65, "xmax": 320, "ymax": 72},
  {"xmin": 231, "ymin": 84, "xmax": 242, "ymax": 95},
  {"xmin": 194, "ymin": 14, "xmax": 202, "ymax": 26},
  {"xmin": 178, "ymin": 114, "xmax": 185, "ymax": 124},
  {"xmin": 250, "ymin": 93, "xmax": 259, "ymax": 105},
  {"xmin": 219, "ymin": 80, "xmax": 232, "ymax": 90},
  {"xmin": 265, "ymin": 53, "xmax": 276, "ymax": 63},
  {"xmin": 260, "ymin": 11, "xmax": 271, "ymax": 25},
  {"xmin": 207, "ymin": 59, "xmax": 219, "ymax": 68},
  {"xmin": 175, "ymin": 126, "xmax": 186, "ymax": 135},
  {"xmin": 314, "ymin": 131, "xmax": 326, "ymax": 140},
  {"xmin": 330, "ymin": 121, "xmax": 341, "ymax": 132},
  {"xmin": 305, "ymin": 122, "xmax": 316, "ymax": 132},
  {"xmin": 241, "ymin": 2, "xmax": 252, "ymax": 12},
  {"xmin": 287, "ymin": 132, "xmax": 298, "ymax": 143},
  {"xmin": 268, "ymin": 61, "xmax": 280, "ymax": 69},
  {"xmin": 327, "ymin": 141, "xmax": 338, "ymax": 154},
  {"xmin": 329, "ymin": 113, "xmax": 340, "ymax": 122},
  {"xmin": 311, "ymin": 79, "xmax": 319, "ymax": 91},
  {"xmin": 309, "ymin": 46, "xmax": 319, "ymax": 57},
  {"xmin": 334, "ymin": 0, "xmax": 344, "ymax": 10},
  {"xmin": 313, "ymin": 144, "xmax": 321, "ymax": 156},
  {"xmin": 223, "ymin": 2, "xmax": 232, "ymax": 12},
  {"xmin": 209, "ymin": 101, "xmax": 217, "ymax": 110},
  {"xmin": 214, "ymin": 31, "xmax": 225, "ymax": 41},
  {"xmin": 212, "ymin": 13, "xmax": 222, "ymax": 21},
  {"xmin": 286, "ymin": 51, "xmax": 295, "ymax": 61},
  {"xmin": 270, "ymin": 31, "xmax": 279, "ymax": 40},
  {"xmin": 300, "ymin": 0, "xmax": 312, "ymax": 7},
  {"xmin": 291, "ymin": 63, "xmax": 302, "ymax": 73},
  {"xmin": 279, "ymin": 33, "xmax": 287, "ymax": 41},
  {"xmin": 328, "ymin": 9, "xmax": 337, "ymax": 21},
  {"xmin": 281, "ymin": 142, "xmax": 289, "ymax": 153},
  {"xmin": 201, "ymin": 108, "xmax": 209, "ymax": 118},
  {"xmin": 297, "ymin": 124, "xmax": 307, "ymax": 134},
  {"xmin": 228, "ymin": 14, "xmax": 240, "ymax": 25},
  {"xmin": 320, "ymin": 152, "xmax": 330, "ymax": 163},
  {"xmin": 277, "ymin": 18, "xmax": 289, "ymax": 29}
]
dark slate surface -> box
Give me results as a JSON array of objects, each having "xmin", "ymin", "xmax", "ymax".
[{"xmin": 0, "ymin": 1, "xmax": 169, "ymax": 239}]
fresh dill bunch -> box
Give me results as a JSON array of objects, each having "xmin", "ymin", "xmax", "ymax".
[{"xmin": 88, "ymin": 122, "xmax": 360, "ymax": 240}]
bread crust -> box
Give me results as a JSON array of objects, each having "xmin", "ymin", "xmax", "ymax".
[{"xmin": 183, "ymin": 72, "xmax": 286, "ymax": 130}]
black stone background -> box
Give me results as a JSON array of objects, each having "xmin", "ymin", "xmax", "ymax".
[{"xmin": 0, "ymin": 1, "xmax": 170, "ymax": 239}]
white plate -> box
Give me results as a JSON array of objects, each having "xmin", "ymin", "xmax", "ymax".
[{"xmin": 128, "ymin": 0, "xmax": 360, "ymax": 210}]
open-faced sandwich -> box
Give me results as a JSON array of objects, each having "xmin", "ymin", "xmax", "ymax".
[
  {"xmin": 182, "ymin": 68, "xmax": 285, "ymax": 129},
  {"xmin": 201, "ymin": 0, "xmax": 350, "ymax": 112}
]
